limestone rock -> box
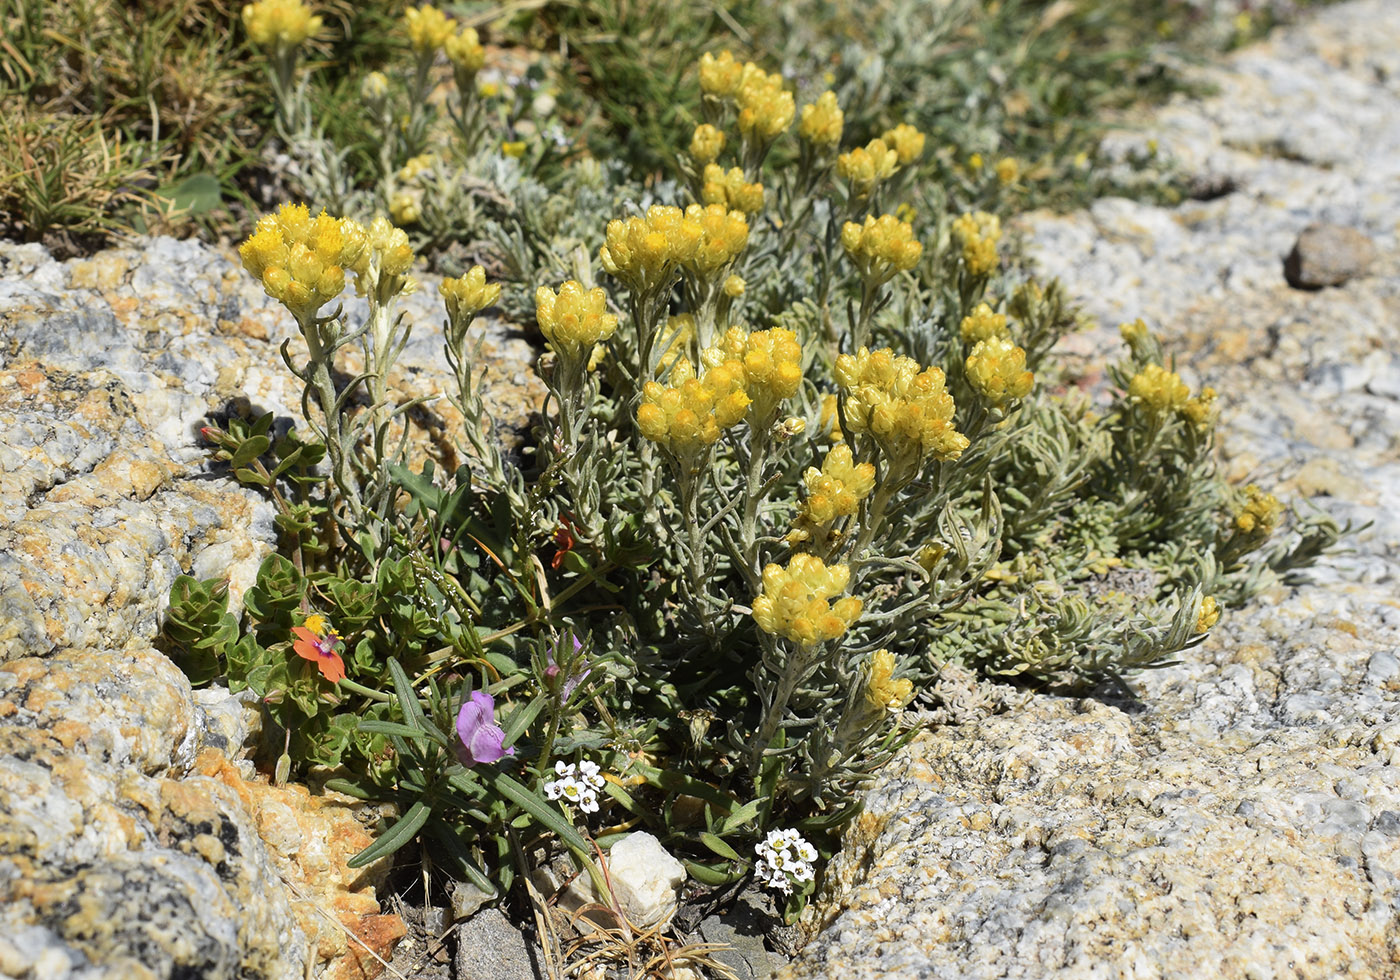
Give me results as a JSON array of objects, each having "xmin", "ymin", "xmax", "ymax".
[{"xmin": 1285, "ymin": 222, "xmax": 1377, "ymax": 288}]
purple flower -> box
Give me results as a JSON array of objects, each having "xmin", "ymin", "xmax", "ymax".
[
  {"xmin": 455, "ymin": 691, "xmax": 514, "ymax": 767},
  {"xmin": 545, "ymin": 635, "xmax": 590, "ymax": 701}
]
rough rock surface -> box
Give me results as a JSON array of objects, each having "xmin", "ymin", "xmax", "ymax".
[
  {"xmin": 0, "ymin": 237, "xmax": 540, "ymax": 978},
  {"xmin": 787, "ymin": 2, "xmax": 1400, "ymax": 978}
]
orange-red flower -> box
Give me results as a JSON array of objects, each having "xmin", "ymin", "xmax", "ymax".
[
  {"xmin": 551, "ymin": 520, "xmax": 576, "ymax": 570},
  {"xmin": 292, "ymin": 614, "xmax": 345, "ymax": 683}
]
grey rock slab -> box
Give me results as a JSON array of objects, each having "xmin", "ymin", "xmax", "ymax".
[
  {"xmin": 1285, "ymin": 222, "xmax": 1378, "ymax": 288},
  {"xmin": 789, "ymin": 2, "xmax": 1400, "ymax": 978},
  {"xmin": 455, "ymin": 908, "xmax": 546, "ymax": 980}
]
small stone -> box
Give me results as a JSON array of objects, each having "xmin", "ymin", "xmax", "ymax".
[
  {"xmin": 601, "ymin": 831, "xmax": 688, "ymax": 931},
  {"xmin": 1283, "ymin": 223, "xmax": 1377, "ymax": 289},
  {"xmin": 455, "ymin": 908, "xmax": 543, "ymax": 980}
]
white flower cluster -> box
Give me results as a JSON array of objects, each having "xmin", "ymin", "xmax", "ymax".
[
  {"xmin": 753, "ymin": 828, "xmax": 817, "ymax": 895},
  {"xmin": 544, "ymin": 759, "xmax": 605, "ymax": 814}
]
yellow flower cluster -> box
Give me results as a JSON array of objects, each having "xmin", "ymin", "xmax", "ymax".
[
  {"xmin": 352, "ymin": 217, "xmax": 415, "ymax": 296},
  {"xmin": 1195, "ymin": 596, "xmax": 1220, "ymax": 633},
  {"xmin": 706, "ymin": 326, "xmax": 803, "ymax": 418},
  {"xmin": 444, "ymin": 25, "xmax": 485, "ymax": 76},
  {"xmin": 951, "ymin": 211, "xmax": 1002, "ymax": 277},
  {"xmin": 735, "ymin": 66, "xmax": 793, "ymax": 143},
  {"xmin": 789, "ymin": 444, "xmax": 875, "ymax": 545},
  {"xmin": 960, "ymin": 303, "xmax": 1011, "ymax": 345},
  {"xmin": 690, "ymin": 124, "xmax": 726, "ymax": 166},
  {"xmin": 402, "ymin": 5, "xmax": 454, "ymax": 54},
  {"xmin": 361, "ymin": 71, "xmax": 389, "ymax": 101},
  {"xmin": 599, "ymin": 204, "xmax": 750, "ymax": 295},
  {"xmin": 841, "ymin": 214, "xmax": 923, "ymax": 286},
  {"xmin": 1119, "ymin": 318, "xmax": 1150, "ymax": 348},
  {"xmin": 682, "ymin": 204, "xmax": 751, "ymax": 280},
  {"xmin": 400, "ymin": 151, "xmax": 436, "ymax": 176},
  {"xmin": 798, "ymin": 91, "xmax": 844, "ymax": 147},
  {"xmin": 242, "ymin": 0, "xmax": 322, "ymax": 48},
  {"xmin": 535, "ymin": 281, "xmax": 618, "ymax": 360},
  {"xmin": 864, "ymin": 649, "xmax": 914, "ymax": 712},
  {"xmin": 1181, "ymin": 386, "xmax": 1217, "ymax": 429},
  {"xmin": 440, "ymin": 266, "xmax": 500, "ymax": 323},
  {"xmin": 698, "ymin": 50, "xmax": 745, "ymax": 97},
  {"xmin": 600, "ymin": 205, "xmax": 701, "ymax": 295},
  {"xmin": 966, "ymin": 337, "xmax": 1034, "ymax": 405},
  {"xmin": 881, "ymin": 124, "xmax": 926, "ymax": 167},
  {"xmin": 1234, "ymin": 485, "xmax": 1283, "ymax": 537},
  {"xmin": 835, "ymin": 347, "xmax": 970, "ymax": 463},
  {"xmin": 837, "ymin": 139, "xmax": 898, "ymax": 198},
  {"xmin": 1127, "ymin": 364, "xmax": 1190, "ymax": 418},
  {"xmin": 702, "ymin": 165, "xmax": 765, "ymax": 214},
  {"xmin": 637, "ymin": 358, "xmax": 750, "ymax": 457},
  {"xmin": 752, "ymin": 555, "xmax": 863, "ymax": 647},
  {"xmin": 698, "ymin": 52, "xmax": 793, "ymax": 143},
  {"xmin": 995, "ymin": 157, "xmax": 1020, "ymax": 185},
  {"xmin": 239, "ymin": 204, "xmax": 364, "ymax": 324}
]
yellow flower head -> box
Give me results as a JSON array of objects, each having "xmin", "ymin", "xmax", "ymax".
[
  {"xmin": 881, "ymin": 123, "xmax": 926, "ymax": 166},
  {"xmin": 242, "ymin": 0, "xmax": 322, "ymax": 49},
  {"xmin": 841, "ymin": 213, "xmax": 923, "ymax": 286},
  {"xmin": 689, "ymin": 124, "xmax": 726, "ymax": 166},
  {"xmin": 706, "ymin": 326, "xmax": 803, "ymax": 418},
  {"xmin": 701, "ymin": 164, "xmax": 765, "ymax": 214},
  {"xmin": 637, "ymin": 357, "xmax": 750, "ymax": 457},
  {"xmin": 600, "ymin": 205, "xmax": 703, "ymax": 295},
  {"xmin": 837, "ymin": 139, "xmax": 898, "ymax": 198},
  {"xmin": 389, "ymin": 190, "xmax": 422, "ymax": 226},
  {"xmin": 835, "ymin": 347, "xmax": 969, "ymax": 463},
  {"xmin": 397, "ymin": 153, "xmax": 436, "ymax": 183},
  {"xmin": 402, "ymin": 5, "xmax": 455, "ymax": 54},
  {"xmin": 501, "ymin": 140, "xmax": 527, "ymax": 158},
  {"xmin": 444, "ymin": 25, "xmax": 485, "ymax": 76},
  {"xmin": 864, "ymin": 649, "xmax": 914, "ymax": 712},
  {"xmin": 723, "ymin": 274, "xmax": 746, "ymax": 298},
  {"xmin": 735, "ymin": 65, "xmax": 794, "ymax": 142},
  {"xmin": 951, "ymin": 211, "xmax": 1002, "ymax": 278},
  {"xmin": 995, "ymin": 157, "xmax": 1020, "ymax": 185},
  {"xmin": 1119, "ymin": 318, "xmax": 1151, "ymax": 347},
  {"xmin": 1181, "ymin": 386, "xmax": 1217, "ymax": 429},
  {"xmin": 699, "ymin": 50, "xmax": 744, "ymax": 97},
  {"xmin": 1234, "ymin": 485, "xmax": 1283, "ymax": 537},
  {"xmin": 1195, "ymin": 596, "xmax": 1220, "ymax": 633},
  {"xmin": 239, "ymin": 203, "xmax": 365, "ymax": 323},
  {"xmin": 965, "ymin": 336, "xmax": 1034, "ymax": 405},
  {"xmin": 798, "ymin": 91, "xmax": 844, "ymax": 147},
  {"xmin": 680, "ymin": 203, "xmax": 750, "ymax": 281},
  {"xmin": 789, "ymin": 444, "xmax": 876, "ymax": 545},
  {"xmin": 960, "ymin": 302, "xmax": 1011, "ymax": 345},
  {"xmin": 752, "ymin": 554, "xmax": 862, "ymax": 647},
  {"xmin": 1127, "ymin": 363, "xmax": 1190, "ymax": 418},
  {"xmin": 440, "ymin": 266, "xmax": 500, "ymax": 323},
  {"xmin": 361, "ymin": 71, "xmax": 389, "ymax": 102},
  {"xmin": 340, "ymin": 216, "xmax": 414, "ymax": 299},
  {"xmin": 535, "ymin": 281, "xmax": 618, "ymax": 359}
]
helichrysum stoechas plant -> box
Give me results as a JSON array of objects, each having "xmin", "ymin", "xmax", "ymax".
[{"xmin": 163, "ymin": 46, "xmax": 1348, "ymax": 929}]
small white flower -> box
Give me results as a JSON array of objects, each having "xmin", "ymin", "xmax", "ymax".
[
  {"xmin": 544, "ymin": 759, "xmax": 609, "ymax": 817},
  {"xmin": 754, "ymin": 828, "xmax": 817, "ymax": 895}
]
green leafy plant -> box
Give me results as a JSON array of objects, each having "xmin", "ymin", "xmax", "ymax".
[{"xmin": 157, "ymin": 3, "xmax": 1350, "ymax": 934}]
